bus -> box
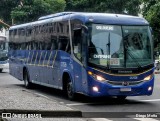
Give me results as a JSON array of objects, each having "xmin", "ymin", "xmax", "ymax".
[
  {"xmin": 9, "ymin": 12, "xmax": 154, "ymax": 100},
  {"xmin": 0, "ymin": 35, "xmax": 8, "ymax": 72}
]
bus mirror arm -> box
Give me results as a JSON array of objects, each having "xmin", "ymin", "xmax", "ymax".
[
  {"xmin": 81, "ymin": 24, "xmax": 90, "ymax": 47},
  {"xmin": 81, "ymin": 25, "xmax": 88, "ymax": 31},
  {"xmin": 73, "ymin": 25, "xmax": 88, "ymax": 31}
]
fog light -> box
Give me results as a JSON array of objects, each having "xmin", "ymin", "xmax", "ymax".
[
  {"xmin": 93, "ymin": 86, "xmax": 99, "ymax": 92},
  {"xmin": 148, "ymin": 86, "xmax": 152, "ymax": 91}
]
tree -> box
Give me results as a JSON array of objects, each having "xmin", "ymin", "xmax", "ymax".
[
  {"xmin": 141, "ymin": 0, "xmax": 157, "ymax": 17},
  {"xmin": 0, "ymin": 20, "xmax": 10, "ymax": 30},
  {"xmin": 11, "ymin": 0, "xmax": 66, "ymax": 24},
  {"xmin": 141, "ymin": 0, "xmax": 160, "ymax": 49},
  {"xmin": 0, "ymin": 0, "xmax": 19, "ymax": 25},
  {"xmin": 65, "ymin": 0, "xmax": 142, "ymax": 16}
]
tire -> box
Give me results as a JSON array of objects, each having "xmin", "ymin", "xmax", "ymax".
[
  {"xmin": 67, "ymin": 81, "xmax": 76, "ymax": 100},
  {"xmin": 24, "ymin": 70, "xmax": 32, "ymax": 89},
  {"xmin": 0, "ymin": 69, "xmax": 3, "ymax": 73},
  {"xmin": 117, "ymin": 96, "xmax": 127, "ymax": 101}
]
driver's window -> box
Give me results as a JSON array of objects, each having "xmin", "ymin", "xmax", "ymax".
[{"xmin": 73, "ymin": 29, "xmax": 82, "ymax": 61}]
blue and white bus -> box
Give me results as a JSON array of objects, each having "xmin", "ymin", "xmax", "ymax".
[
  {"xmin": 0, "ymin": 35, "xmax": 8, "ymax": 72},
  {"xmin": 9, "ymin": 12, "xmax": 154, "ymax": 100}
]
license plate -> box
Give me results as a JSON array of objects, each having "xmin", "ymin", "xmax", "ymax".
[{"xmin": 120, "ymin": 88, "xmax": 131, "ymax": 92}]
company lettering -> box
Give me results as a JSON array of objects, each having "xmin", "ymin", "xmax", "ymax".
[
  {"xmin": 96, "ymin": 26, "xmax": 114, "ymax": 30},
  {"xmin": 94, "ymin": 55, "xmax": 111, "ymax": 59}
]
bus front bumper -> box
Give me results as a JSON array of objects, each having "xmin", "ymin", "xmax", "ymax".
[{"xmin": 88, "ymin": 77, "xmax": 154, "ymax": 97}]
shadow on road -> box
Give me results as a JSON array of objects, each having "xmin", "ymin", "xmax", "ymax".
[
  {"xmin": 15, "ymin": 83, "xmax": 152, "ymax": 106},
  {"xmin": 0, "ymin": 71, "xmax": 8, "ymax": 74}
]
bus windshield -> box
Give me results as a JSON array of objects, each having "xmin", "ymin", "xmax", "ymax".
[
  {"xmin": 0, "ymin": 37, "xmax": 8, "ymax": 62},
  {"xmin": 0, "ymin": 42, "xmax": 7, "ymax": 51},
  {"xmin": 88, "ymin": 24, "xmax": 153, "ymax": 68},
  {"xmin": 0, "ymin": 36, "xmax": 8, "ymax": 51}
]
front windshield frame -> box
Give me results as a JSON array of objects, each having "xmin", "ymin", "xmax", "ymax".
[{"xmin": 87, "ymin": 23, "xmax": 153, "ymax": 69}]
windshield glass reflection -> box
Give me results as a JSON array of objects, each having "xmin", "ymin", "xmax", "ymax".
[{"xmin": 88, "ymin": 24, "xmax": 153, "ymax": 68}]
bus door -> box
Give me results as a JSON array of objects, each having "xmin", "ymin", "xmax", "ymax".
[{"xmin": 72, "ymin": 28, "xmax": 88, "ymax": 93}]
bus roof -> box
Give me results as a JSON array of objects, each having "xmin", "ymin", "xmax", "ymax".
[
  {"xmin": 9, "ymin": 12, "xmax": 149, "ymax": 30},
  {"xmin": 69, "ymin": 12, "xmax": 149, "ymax": 25}
]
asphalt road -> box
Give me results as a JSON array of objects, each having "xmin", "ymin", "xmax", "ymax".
[{"xmin": 0, "ymin": 69, "xmax": 160, "ymax": 121}]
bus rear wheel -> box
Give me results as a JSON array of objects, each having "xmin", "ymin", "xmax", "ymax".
[
  {"xmin": 67, "ymin": 81, "xmax": 76, "ymax": 100},
  {"xmin": 24, "ymin": 70, "xmax": 32, "ymax": 89}
]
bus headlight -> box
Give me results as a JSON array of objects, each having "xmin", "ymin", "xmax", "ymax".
[
  {"xmin": 95, "ymin": 75, "xmax": 106, "ymax": 81},
  {"xmin": 143, "ymin": 74, "xmax": 153, "ymax": 81},
  {"xmin": 88, "ymin": 71, "xmax": 106, "ymax": 82}
]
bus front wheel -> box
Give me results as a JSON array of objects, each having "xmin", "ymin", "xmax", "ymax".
[
  {"xmin": 116, "ymin": 96, "xmax": 127, "ymax": 101},
  {"xmin": 67, "ymin": 81, "xmax": 76, "ymax": 100},
  {"xmin": 24, "ymin": 70, "xmax": 32, "ymax": 89}
]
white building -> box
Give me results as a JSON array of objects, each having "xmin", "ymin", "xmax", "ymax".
[{"xmin": 0, "ymin": 27, "xmax": 7, "ymax": 36}]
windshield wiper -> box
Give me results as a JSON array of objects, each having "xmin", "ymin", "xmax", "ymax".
[{"xmin": 106, "ymin": 32, "xmax": 111, "ymax": 69}]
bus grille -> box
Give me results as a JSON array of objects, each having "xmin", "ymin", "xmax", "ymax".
[
  {"xmin": 108, "ymin": 88, "xmax": 142, "ymax": 95},
  {"xmin": 107, "ymin": 80, "xmax": 143, "ymax": 86}
]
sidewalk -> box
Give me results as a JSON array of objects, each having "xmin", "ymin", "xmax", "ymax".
[{"xmin": 0, "ymin": 86, "xmax": 83, "ymax": 121}]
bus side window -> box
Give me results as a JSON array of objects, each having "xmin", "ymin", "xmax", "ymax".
[
  {"xmin": 65, "ymin": 39, "xmax": 71, "ymax": 53},
  {"xmin": 58, "ymin": 36, "xmax": 68, "ymax": 51},
  {"xmin": 42, "ymin": 42, "xmax": 45, "ymax": 50},
  {"xmin": 46, "ymin": 42, "xmax": 51, "ymax": 50},
  {"xmin": 51, "ymin": 35, "xmax": 58, "ymax": 50}
]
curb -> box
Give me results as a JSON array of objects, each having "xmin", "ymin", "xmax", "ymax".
[{"xmin": 0, "ymin": 109, "xmax": 82, "ymax": 118}]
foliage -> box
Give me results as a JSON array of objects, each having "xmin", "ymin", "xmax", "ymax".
[
  {"xmin": 141, "ymin": 0, "xmax": 157, "ymax": 17},
  {"xmin": 0, "ymin": 20, "xmax": 10, "ymax": 30},
  {"xmin": 0, "ymin": 0, "xmax": 143, "ymax": 26},
  {"xmin": 141, "ymin": 0, "xmax": 160, "ymax": 49},
  {"xmin": 0, "ymin": 0, "xmax": 19, "ymax": 25},
  {"xmin": 11, "ymin": 0, "xmax": 66, "ymax": 24},
  {"xmin": 65, "ymin": 0, "xmax": 142, "ymax": 16}
]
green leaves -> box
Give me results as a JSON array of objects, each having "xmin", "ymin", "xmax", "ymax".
[
  {"xmin": 11, "ymin": 0, "xmax": 66, "ymax": 24},
  {"xmin": 0, "ymin": 0, "xmax": 19, "ymax": 25},
  {"xmin": 0, "ymin": 0, "xmax": 66, "ymax": 25},
  {"xmin": 65, "ymin": 0, "xmax": 142, "ymax": 15},
  {"xmin": 141, "ymin": 0, "xmax": 160, "ymax": 49},
  {"xmin": 0, "ymin": 0, "xmax": 143, "ymax": 25},
  {"xmin": 46, "ymin": 0, "xmax": 66, "ymax": 12}
]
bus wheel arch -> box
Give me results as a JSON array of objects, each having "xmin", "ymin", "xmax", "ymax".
[
  {"xmin": 23, "ymin": 67, "xmax": 32, "ymax": 88},
  {"xmin": 62, "ymin": 72, "xmax": 76, "ymax": 100}
]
